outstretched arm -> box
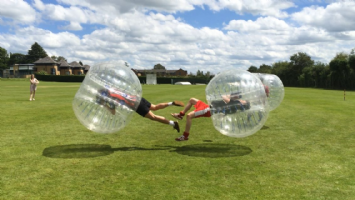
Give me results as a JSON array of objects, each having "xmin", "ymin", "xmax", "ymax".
[{"xmin": 221, "ymin": 95, "xmax": 231, "ymax": 104}]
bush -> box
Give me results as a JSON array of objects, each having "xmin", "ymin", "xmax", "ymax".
[{"xmin": 36, "ymin": 71, "xmax": 48, "ymax": 75}]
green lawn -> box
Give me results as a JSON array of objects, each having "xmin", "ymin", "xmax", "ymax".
[{"xmin": 1, "ymin": 79, "xmax": 355, "ymax": 200}]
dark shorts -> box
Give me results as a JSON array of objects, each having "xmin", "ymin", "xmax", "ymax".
[{"xmin": 136, "ymin": 97, "xmax": 151, "ymax": 117}]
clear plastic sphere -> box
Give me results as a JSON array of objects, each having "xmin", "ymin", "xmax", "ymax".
[
  {"xmin": 72, "ymin": 62, "xmax": 142, "ymax": 134},
  {"xmin": 254, "ymin": 73, "xmax": 284, "ymax": 111},
  {"xmin": 205, "ymin": 69, "xmax": 269, "ymax": 138}
]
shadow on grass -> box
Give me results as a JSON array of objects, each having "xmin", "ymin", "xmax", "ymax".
[
  {"xmin": 158, "ymin": 143, "xmax": 252, "ymax": 158},
  {"xmin": 42, "ymin": 144, "xmax": 170, "ymax": 159},
  {"xmin": 261, "ymin": 125, "xmax": 269, "ymax": 130},
  {"xmin": 42, "ymin": 143, "xmax": 252, "ymax": 159}
]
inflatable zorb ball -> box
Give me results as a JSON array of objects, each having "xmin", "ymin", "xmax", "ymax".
[
  {"xmin": 72, "ymin": 62, "xmax": 142, "ymax": 134},
  {"xmin": 206, "ymin": 69, "xmax": 269, "ymax": 138},
  {"xmin": 254, "ymin": 73, "xmax": 284, "ymax": 111}
]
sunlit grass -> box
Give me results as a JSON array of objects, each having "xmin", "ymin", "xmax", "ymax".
[{"xmin": 1, "ymin": 79, "xmax": 355, "ymax": 199}]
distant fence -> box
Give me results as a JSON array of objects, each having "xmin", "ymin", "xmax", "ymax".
[
  {"xmin": 35, "ymin": 74, "xmax": 211, "ymax": 84},
  {"xmin": 35, "ymin": 74, "xmax": 85, "ymax": 82},
  {"xmin": 138, "ymin": 77, "xmax": 210, "ymax": 84}
]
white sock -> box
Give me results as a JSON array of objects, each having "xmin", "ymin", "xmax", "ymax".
[
  {"xmin": 168, "ymin": 102, "xmax": 173, "ymax": 106},
  {"xmin": 169, "ymin": 121, "xmax": 174, "ymax": 126}
]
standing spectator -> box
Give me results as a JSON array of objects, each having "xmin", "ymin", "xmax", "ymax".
[{"xmin": 29, "ymin": 74, "xmax": 39, "ymax": 101}]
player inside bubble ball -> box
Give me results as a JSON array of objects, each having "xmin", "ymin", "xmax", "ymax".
[
  {"xmin": 96, "ymin": 87, "xmax": 184, "ymax": 133},
  {"xmin": 171, "ymin": 92, "xmax": 251, "ymax": 141}
]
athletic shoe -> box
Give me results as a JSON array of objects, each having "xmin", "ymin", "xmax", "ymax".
[
  {"xmin": 32, "ymin": 99, "xmax": 35, "ymax": 101},
  {"xmin": 171, "ymin": 113, "xmax": 183, "ymax": 120},
  {"xmin": 173, "ymin": 121, "xmax": 180, "ymax": 133},
  {"xmin": 175, "ymin": 135, "xmax": 189, "ymax": 141},
  {"xmin": 172, "ymin": 101, "xmax": 184, "ymax": 107},
  {"xmin": 29, "ymin": 99, "xmax": 32, "ymax": 101}
]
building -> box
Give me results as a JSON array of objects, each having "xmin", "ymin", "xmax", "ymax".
[
  {"xmin": 6, "ymin": 56, "xmax": 90, "ymax": 77},
  {"xmin": 132, "ymin": 68, "xmax": 187, "ymax": 77},
  {"xmin": 33, "ymin": 56, "xmax": 60, "ymax": 75},
  {"xmin": 70, "ymin": 61, "xmax": 85, "ymax": 75},
  {"xmin": 83, "ymin": 65, "xmax": 90, "ymax": 74},
  {"xmin": 8, "ymin": 64, "xmax": 35, "ymax": 78},
  {"xmin": 58, "ymin": 59, "xmax": 72, "ymax": 75}
]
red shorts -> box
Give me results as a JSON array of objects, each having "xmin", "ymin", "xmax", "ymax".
[{"xmin": 194, "ymin": 100, "xmax": 211, "ymax": 118}]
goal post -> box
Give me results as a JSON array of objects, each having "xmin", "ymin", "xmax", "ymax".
[{"xmin": 146, "ymin": 74, "xmax": 157, "ymax": 85}]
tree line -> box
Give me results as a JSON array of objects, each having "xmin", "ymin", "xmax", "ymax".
[
  {"xmin": 0, "ymin": 42, "xmax": 48, "ymax": 71},
  {"xmin": 247, "ymin": 50, "xmax": 355, "ymax": 90}
]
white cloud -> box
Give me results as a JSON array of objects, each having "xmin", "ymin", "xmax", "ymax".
[
  {"xmin": 33, "ymin": 0, "xmax": 46, "ymax": 11},
  {"xmin": 291, "ymin": 1, "xmax": 355, "ymax": 32},
  {"xmin": 203, "ymin": 0, "xmax": 295, "ymax": 17},
  {"xmin": 73, "ymin": 51, "xmax": 106, "ymax": 60},
  {"xmin": 56, "ymin": 0, "xmax": 295, "ymax": 17},
  {"xmin": 0, "ymin": 0, "xmax": 37, "ymax": 24},
  {"xmin": 224, "ymin": 17, "xmax": 290, "ymax": 32},
  {"xmin": 59, "ymin": 22, "xmax": 83, "ymax": 31},
  {"xmin": 57, "ymin": 0, "xmax": 195, "ymax": 13},
  {"xmin": 0, "ymin": 26, "xmax": 81, "ymax": 55},
  {"xmin": 39, "ymin": 4, "xmax": 91, "ymax": 23}
]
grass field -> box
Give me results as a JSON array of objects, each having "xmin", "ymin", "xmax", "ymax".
[{"xmin": 1, "ymin": 79, "xmax": 355, "ymax": 200}]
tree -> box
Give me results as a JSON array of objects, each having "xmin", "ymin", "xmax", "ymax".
[
  {"xmin": 290, "ymin": 52, "xmax": 314, "ymax": 74},
  {"xmin": 79, "ymin": 61, "xmax": 83, "ymax": 66},
  {"xmin": 153, "ymin": 63, "xmax": 165, "ymax": 70},
  {"xmin": 196, "ymin": 70, "xmax": 204, "ymax": 77},
  {"xmin": 289, "ymin": 52, "xmax": 314, "ymax": 86},
  {"xmin": 26, "ymin": 42, "xmax": 48, "ymax": 63},
  {"xmin": 348, "ymin": 49, "xmax": 355, "ymax": 71},
  {"xmin": 258, "ymin": 64, "xmax": 272, "ymax": 73},
  {"xmin": 57, "ymin": 56, "xmax": 67, "ymax": 62},
  {"xmin": 51, "ymin": 55, "xmax": 67, "ymax": 62},
  {"xmin": 8, "ymin": 53, "xmax": 26, "ymax": 65},
  {"xmin": 271, "ymin": 61, "xmax": 288, "ymax": 76},
  {"xmin": 312, "ymin": 62, "xmax": 327, "ymax": 88},
  {"xmin": 271, "ymin": 61, "xmax": 293, "ymax": 86},
  {"xmin": 247, "ymin": 66, "xmax": 258, "ymax": 72},
  {"xmin": 299, "ymin": 66, "xmax": 313, "ymax": 87},
  {"xmin": 125, "ymin": 62, "xmax": 129, "ymax": 67},
  {"xmin": 205, "ymin": 71, "xmax": 211, "ymax": 79},
  {"xmin": 329, "ymin": 53, "xmax": 350, "ymax": 89},
  {"xmin": 0, "ymin": 47, "xmax": 9, "ymax": 72}
]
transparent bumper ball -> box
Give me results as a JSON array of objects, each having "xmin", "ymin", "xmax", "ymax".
[
  {"xmin": 72, "ymin": 62, "xmax": 142, "ymax": 134},
  {"xmin": 254, "ymin": 73, "xmax": 284, "ymax": 111},
  {"xmin": 206, "ymin": 69, "xmax": 269, "ymax": 138}
]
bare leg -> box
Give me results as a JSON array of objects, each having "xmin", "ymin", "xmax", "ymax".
[
  {"xmin": 185, "ymin": 111, "xmax": 196, "ymax": 133},
  {"xmin": 144, "ymin": 111, "xmax": 170, "ymax": 124},
  {"xmin": 182, "ymin": 98, "xmax": 199, "ymax": 114},
  {"xmin": 32, "ymin": 91, "xmax": 36, "ymax": 99},
  {"xmin": 104, "ymin": 104, "xmax": 116, "ymax": 115},
  {"xmin": 150, "ymin": 103, "xmax": 169, "ymax": 111},
  {"xmin": 171, "ymin": 98, "xmax": 199, "ymax": 120},
  {"xmin": 175, "ymin": 110, "xmax": 196, "ymax": 141},
  {"xmin": 29, "ymin": 92, "xmax": 33, "ymax": 100}
]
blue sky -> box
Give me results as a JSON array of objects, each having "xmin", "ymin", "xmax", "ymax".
[
  {"xmin": 175, "ymin": 7, "xmax": 254, "ymax": 29},
  {"xmin": 1, "ymin": 0, "xmax": 355, "ymax": 74}
]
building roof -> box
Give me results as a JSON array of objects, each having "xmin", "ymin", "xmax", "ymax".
[
  {"xmin": 33, "ymin": 56, "xmax": 57, "ymax": 64},
  {"xmin": 57, "ymin": 59, "xmax": 71, "ymax": 67},
  {"xmin": 83, "ymin": 65, "xmax": 90, "ymax": 71},
  {"xmin": 69, "ymin": 61, "xmax": 83, "ymax": 68}
]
